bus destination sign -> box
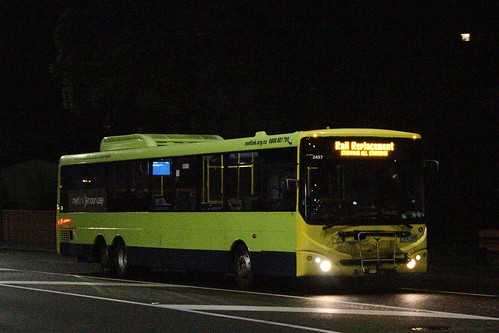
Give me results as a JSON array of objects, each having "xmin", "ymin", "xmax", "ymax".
[{"xmin": 334, "ymin": 140, "xmax": 395, "ymax": 157}]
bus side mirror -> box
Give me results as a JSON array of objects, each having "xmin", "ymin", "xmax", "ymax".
[{"xmin": 286, "ymin": 178, "xmax": 299, "ymax": 190}]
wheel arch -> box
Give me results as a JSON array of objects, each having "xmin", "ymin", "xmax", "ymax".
[
  {"xmin": 230, "ymin": 239, "xmax": 249, "ymax": 252},
  {"xmin": 229, "ymin": 239, "xmax": 249, "ymax": 271},
  {"xmin": 92, "ymin": 235, "xmax": 107, "ymax": 263},
  {"xmin": 111, "ymin": 235, "xmax": 126, "ymax": 248},
  {"xmin": 230, "ymin": 239, "xmax": 255, "ymax": 289}
]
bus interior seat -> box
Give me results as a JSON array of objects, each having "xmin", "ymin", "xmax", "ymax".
[
  {"xmin": 151, "ymin": 195, "xmax": 171, "ymax": 211},
  {"xmin": 227, "ymin": 198, "xmax": 242, "ymax": 211}
]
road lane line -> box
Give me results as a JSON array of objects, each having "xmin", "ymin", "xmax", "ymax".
[
  {"xmin": 158, "ymin": 304, "xmax": 499, "ymax": 321},
  {"xmin": 0, "ymin": 281, "xmax": 168, "ymax": 287},
  {"xmin": 1, "ymin": 282, "xmax": 498, "ymax": 323},
  {"xmin": 0, "ymin": 283, "xmax": 341, "ymax": 333},
  {"xmin": 401, "ymin": 288, "xmax": 498, "ymax": 298},
  {"xmin": 177, "ymin": 308, "xmax": 343, "ymax": 333},
  {"xmin": 2, "ymin": 268, "xmax": 484, "ymax": 315},
  {"xmin": 2, "ymin": 269, "xmax": 498, "ymax": 324}
]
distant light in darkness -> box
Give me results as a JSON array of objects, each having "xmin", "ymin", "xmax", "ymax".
[{"xmin": 460, "ymin": 33, "xmax": 471, "ymax": 42}]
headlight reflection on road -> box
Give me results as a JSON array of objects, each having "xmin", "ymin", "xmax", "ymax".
[{"xmin": 398, "ymin": 293, "xmax": 432, "ymax": 306}]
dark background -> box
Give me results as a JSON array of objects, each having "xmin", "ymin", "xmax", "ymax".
[{"xmin": 1, "ymin": 1, "xmax": 497, "ymax": 263}]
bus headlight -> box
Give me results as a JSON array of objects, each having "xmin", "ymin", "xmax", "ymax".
[
  {"xmin": 320, "ymin": 260, "xmax": 332, "ymax": 272},
  {"xmin": 407, "ymin": 259, "xmax": 417, "ymax": 270},
  {"xmin": 308, "ymin": 255, "xmax": 332, "ymax": 273}
]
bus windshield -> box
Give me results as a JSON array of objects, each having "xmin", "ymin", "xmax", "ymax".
[{"xmin": 300, "ymin": 137, "xmax": 424, "ymax": 226}]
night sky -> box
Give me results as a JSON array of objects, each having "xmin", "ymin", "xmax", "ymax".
[{"xmin": 1, "ymin": 2, "xmax": 497, "ymax": 232}]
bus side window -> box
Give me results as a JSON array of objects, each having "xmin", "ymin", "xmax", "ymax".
[
  {"xmin": 62, "ymin": 163, "xmax": 107, "ymax": 212},
  {"xmin": 225, "ymin": 152, "xmax": 258, "ymax": 211},
  {"xmin": 175, "ymin": 156, "xmax": 200, "ymax": 211},
  {"xmin": 149, "ymin": 159, "xmax": 174, "ymax": 211},
  {"xmin": 129, "ymin": 161, "xmax": 150, "ymax": 212},
  {"xmin": 262, "ymin": 169, "xmax": 295, "ymax": 211},
  {"xmin": 281, "ymin": 177, "xmax": 296, "ymax": 211},
  {"xmin": 259, "ymin": 148, "xmax": 297, "ymax": 211},
  {"xmin": 106, "ymin": 162, "xmax": 129, "ymax": 212}
]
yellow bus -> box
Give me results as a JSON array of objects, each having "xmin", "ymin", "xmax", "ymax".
[{"xmin": 57, "ymin": 128, "xmax": 427, "ymax": 288}]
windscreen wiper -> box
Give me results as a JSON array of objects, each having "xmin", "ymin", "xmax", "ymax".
[
  {"xmin": 322, "ymin": 216, "xmax": 359, "ymax": 230},
  {"xmin": 376, "ymin": 210, "xmax": 415, "ymax": 229},
  {"xmin": 322, "ymin": 211, "xmax": 415, "ymax": 230}
]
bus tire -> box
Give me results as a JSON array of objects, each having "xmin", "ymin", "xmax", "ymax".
[
  {"xmin": 233, "ymin": 244, "xmax": 254, "ymax": 289},
  {"xmin": 97, "ymin": 242, "xmax": 111, "ymax": 276},
  {"xmin": 111, "ymin": 239, "xmax": 128, "ymax": 278}
]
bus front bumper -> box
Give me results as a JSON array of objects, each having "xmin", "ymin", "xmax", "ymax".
[{"xmin": 297, "ymin": 249, "xmax": 427, "ymax": 277}]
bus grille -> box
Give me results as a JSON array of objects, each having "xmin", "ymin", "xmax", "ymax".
[
  {"xmin": 336, "ymin": 231, "xmax": 410, "ymax": 271},
  {"xmin": 60, "ymin": 230, "xmax": 72, "ymax": 242},
  {"xmin": 338, "ymin": 240, "xmax": 395, "ymax": 257}
]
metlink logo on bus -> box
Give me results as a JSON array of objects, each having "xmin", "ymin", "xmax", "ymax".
[{"xmin": 334, "ymin": 141, "xmax": 395, "ymax": 157}]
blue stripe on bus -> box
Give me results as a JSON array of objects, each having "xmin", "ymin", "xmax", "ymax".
[{"xmin": 60, "ymin": 243, "xmax": 296, "ymax": 277}]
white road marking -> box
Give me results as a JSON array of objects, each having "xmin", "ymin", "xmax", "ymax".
[
  {"xmin": 0, "ymin": 283, "xmax": 341, "ymax": 333},
  {"xmin": 401, "ymin": 287, "xmax": 498, "ymax": 298},
  {"xmin": 1, "ymin": 269, "xmax": 498, "ymax": 330},
  {"xmin": 6, "ymin": 267, "xmax": 491, "ymax": 309},
  {"xmin": 0, "ymin": 281, "xmax": 168, "ymax": 287},
  {"xmin": 158, "ymin": 304, "xmax": 499, "ymax": 321},
  {"xmin": 1, "ymin": 280, "xmax": 498, "ymax": 323}
]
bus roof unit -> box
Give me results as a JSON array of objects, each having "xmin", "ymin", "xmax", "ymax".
[{"xmin": 100, "ymin": 133, "xmax": 224, "ymax": 152}]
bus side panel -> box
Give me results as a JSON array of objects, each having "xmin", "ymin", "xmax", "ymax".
[{"xmin": 57, "ymin": 211, "xmax": 298, "ymax": 276}]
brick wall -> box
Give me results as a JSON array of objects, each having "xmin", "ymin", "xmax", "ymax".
[{"xmin": 1, "ymin": 210, "xmax": 55, "ymax": 245}]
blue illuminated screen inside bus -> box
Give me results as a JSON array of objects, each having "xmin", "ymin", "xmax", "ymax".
[{"xmin": 152, "ymin": 161, "xmax": 171, "ymax": 176}]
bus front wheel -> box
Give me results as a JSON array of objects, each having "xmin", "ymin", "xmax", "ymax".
[
  {"xmin": 233, "ymin": 244, "xmax": 254, "ymax": 289},
  {"xmin": 111, "ymin": 239, "xmax": 128, "ymax": 278}
]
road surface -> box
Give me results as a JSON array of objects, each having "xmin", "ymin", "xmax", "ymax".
[{"xmin": 0, "ymin": 250, "xmax": 497, "ymax": 332}]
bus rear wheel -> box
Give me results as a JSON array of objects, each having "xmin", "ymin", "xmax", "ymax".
[
  {"xmin": 97, "ymin": 243, "xmax": 111, "ymax": 276},
  {"xmin": 111, "ymin": 239, "xmax": 128, "ymax": 278},
  {"xmin": 233, "ymin": 244, "xmax": 254, "ymax": 289}
]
